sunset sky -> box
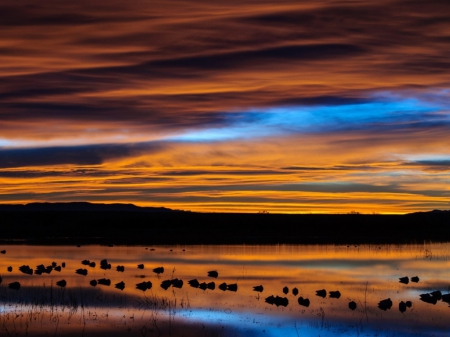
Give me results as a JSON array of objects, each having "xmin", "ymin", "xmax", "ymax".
[{"xmin": 1, "ymin": 0, "xmax": 449, "ymax": 213}]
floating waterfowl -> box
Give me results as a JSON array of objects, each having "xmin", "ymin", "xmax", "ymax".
[
  {"xmin": 420, "ymin": 293, "xmax": 438, "ymax": 305},
  {"xmin": 153, "ymin": 267, "xmax": 164, "ymax": 274},
  {"xmin": 56, "ymin": 280, "xmax": 67, "ymax": 288},
  {"xmin": 430, "ymin": 290, "xmax": 442, "ymax": 301},
  {"xmin": 199, "ymin": 282, "xmax": 208, "ymax": 290},
  {"xmin": 405, "ymin": 301, "xmax": 412, "ymax": 308},
  {"xmin": 266, "ymin": 295, "xmax": 288, "ymax": 307},
  {"xmin": 89, "ymin": 262, "xmax": 96, "ymax": 268},
  {"xmin": 19, "ymin": 265, "xmax": 33, "ymax": 275},
  {"xmin": 62, "ymin": 262, "xmax": 66, "ymax": 268},
  {"xmin": 207, "ymin": 282, "xmax": 215, "ymax": 290},
  {"xmin": 399, "ymin": 276, "xmax": 409, "ymax": 285},
  {"xmin": 81, "ymin": 260, "xmax": 90, "ymax": 265},
  {"xmin": 411, "ymin": 276, "xmax": 419, "ymax": 283},
  {"xmin": 283, "ymin": 286, "xmax": 289, "ymax": 295},
  {"xmin": 161, "ymin": 280, "xmax": 172, "ymax": 290},
  {"xmin": 349, "ymin": 301, "xmax": 357, "ymax": 310},
  {"xmin": 292, "ymin": 287, "xmax": 299, "ymax": 296},
  {"xmin": 53, "ymin": 266, "xmax": 62, "ymax": 272},
  {"xmin": 227, "ymin": 283, "xmax": 238, "ymax": 292},
  {"xmin": 441, "ymin": 294, "xmax": 450, "ymax": 304},
  {"xmin": 100, "ymin": 259, "xmax": 111, "ymax": 270},
  {"xmin": 298, "ymin": 297, "xmax": 310, "ymax": 307},
  {"xmin": 378, "ymin": 298, "xmax": 393, "ymax": 311},
  {"xmin": 188, "ymin": 279, "xmax": 200, "ymax": 288},
  {"xmin": 90, "ymin": 280, "xmax": 98, "ymax": 287},
  {"xmin": 116, "ymin": 265, "xmax": 125, "ymax": 272},
  {"xmin": 137, "ymin": 264, "xmax": 144, "ymax": 269},
  {"xmin": 253, "ymin": 285, "xmax": 264, "ymax": 292},
  {"xmin": 329, "ymin": 291, "xmax": 341, "ymax": 299},
  {"xmin": 98, "ymin": 278, "xmax": 111, "ymax": 286},
  {"xmin": 136, "ymin": 281, "xmax": 152, "ymax": 291},
  {"xmin": 1, "ymin": 250, "xmax": 5, "ymax": 254},
  {"xmin": 9, "ymin": 281, "xmax": 20, "ymax": 290},
  {"xmin": 316, "ymin": 289, "xmax": 326, "ymax": 298},
  {"xmin": 399, "ymin": 301, "xmax": 407, "ymax": 313},
  {"xmin": 7, "ymin": 266, "xmax": 12, "ymax": 272},
  {"xmin": 75, "ymin": 268, "xmax": 88, "ymax": 276},
  {"xmin": 171, "ymin": 278, "xmax": 183, "ymax": 289},
  {"xmin": 115, "ymin": 281, "xmax": 125, "ymax": 290},
  {"xmin": 208, "ymin": 270, "xmax": 218, "ymax": 278}
]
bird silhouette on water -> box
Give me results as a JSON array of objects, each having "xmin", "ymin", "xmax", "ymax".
[
  {"xmin": 116, "ymin": 265, "xmax": 125, "ymax": 272},
  {"xmin": 137, "ymin": 264, "xmax": 144, "ymax": 269},
  {"xmin": 430, "ymin": 290, "xmax": 442, "ymax": 300},
  {"xmin": 399, "ymin": 276, "xmax": 409, "ymax": 285},
  {"xmin": 136, "ymin": 281, "xmax": 152, "ymax": 291},
  {"xmin": 399, "ymin": 301, "xmax": 407, "ymax": 313},
  {"xmin": 115, "ymin": 281, "xmax": 125, "ymax": 291},
  {"xmin": 1, "ymin": 250, "xmax": 5, "ymax": 254},
  {"xmin": 420, "ymin": 293, "xmax": 438, "ymax": 305},
  {"xmin": 54, "ymin": 266, "xmax": 62, "ymax": 272},
  {"xmin": 348, "ymin": 301, "xmax": 357, "ymax": 310},
  {"xmin": 378, "ymin": 298, "xmax": 393, "ymax": 311},
  {"xmin": 81, "ymin": 259, "xmax": 90, "ymax": 265},
  {"xmin": 7, "ymin": 266, "xmax": 12, "ymax": 272},
  {"xmin": 161, "ymin": 280, "xmax": 172, "ymax": 290},
  {"xmin": 253, "ymin": 285, "xmax": 264, "ymax": 292},
  {"xmin": 441, "ymin": 294, "xmax": 450, "ymax": 304},
  {"xmin": 283, "ymin": 286, "xmax": 289, "ymax": 295},
  {"xmin": 153, "ymin": 267, "xmax": 164, "ymax": 274},
  {"xmin": 219, "ymin": 282, "xmax": 227, "ymax": 291},
  {"xmin": 298, "ymin": 297, "xmax": 310, "ymax": 307},
  {"xmin": 208, "ymin": 270, "xmax": 218, "ymax": 278},
  {"xmin": 19, "ymin": 265, "xmax": 33, "ymax": 275},
  {"xmin": 100, "ymin": 259, "xmax": 111, "ymax": 270},
  {"xmin": 329, "ymin": 291, "xmax": 341, "ymax": 299},
  {"xmin": 98, "ymin": 278, "xmax": 111, "ymax": 286},
  {"xmin": 188, "ymin": 279, "xmax": 200, "ymax": 288},
  {"xmin": 90, "ymin": 280, "xmax": 98, "ymax": 287},
  {"xmin": 265, "ymin": 295, "xmax": 289, "ymax": 307},
  {"xmin": 171, "ymin": 278, "xmax": 183, "ymax": 288},
  {"xmin": 411, "ymin": 276, "xmax": 419, "ymax": 283},
  {"xmin": 292, "ymin": 287, "xmax": 299, "ymax": 296},
  {"xmin": 227, "ymin": 283, "xmax": 238, "ymax": 292},
  {"xmin": 316, "ymin": 289, "xmax": 326, "ymax": 298},
  {"xmin": 56, "ymin": 280, "xmax": 67, "ymax": 288},
  {"xmin": 75, "ymin": 268, "xmax": 88, "ymax": 276},
  {"xmin": 9, "ymin": 282, "xmax": 20, "ymax": 290}
]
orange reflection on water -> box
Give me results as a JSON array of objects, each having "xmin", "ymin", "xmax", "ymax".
[{"xmin": 0, "ymin": 243, "xmax": 449, "ymax": 336}]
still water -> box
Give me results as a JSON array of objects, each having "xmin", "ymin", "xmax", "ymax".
[{"xmin": 0, "ymin": 243, "xmax": 449, "ymax": 336}]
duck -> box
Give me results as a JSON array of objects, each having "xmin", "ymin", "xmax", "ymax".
[
  {"xmin": 137, "ymin": 264, "xmax": 144, "ymax": 269},
  {"xmin": 116, "ymin": 265, "xmax": 125, "ymax": 272},
  {"xmin": 19, "ymin": 265, "xmax": 33, "ymax": 275},
  {"xmin": 136, "ymin": 281, "xmax": 152, "ymax": 291},
  {"xmin": 399, "ymin": 276, "xmax": 409, "ymax": 285},
  {"xmin": 399, "ymin": 301, "xmax": 407, "ymax": 313},
  {"xmin": 171, "ymin": 278, "xmax": 183, "ymax": 289},
  {"xmin": 227, "ymin": 283, "xmax": 238, "ymax": 292},
  {"xmin": 348, "ymin": 301, "xmax": 357, "ymax": 310},
  {"xmin": 90, "ymin": 280, "xmax": 98, "ymax": 287},
  {"xmin": 282, "ymin": 286, "xmax": 289, "ymax": 295},
  {"xmin": 411, "ymin": 276, "xmax": 419, "ymax": 283},
  {"xmin": 378, "ymin": 298, "xmax": 393, "ymax": 311},
  {"xmin": 115, "ymin": 281, "xmax": 125, "ymax": 291},
  {"xmin": 253, "ymin": 285, "xmax": 264, "ymax": 292},
  {"xmin": 292, "ymin": 287, "xmax": 299, "ymax": 296},
  {"xmin": 7, "ymin": 266, "xmax": 12, "ymax": 272},
  {"xmin": 298, "ymin": 297, "xmax": 310, "ymax": 307},
  {"xmin": 56, "ymin": 280, "xmax": 67, "ymax": 288},
  {"xmin": 207, "ymin": 271, "xmax": 218, "ymax": 278},
  {"xmin": 75, "ymin": 268, "xmax": 88, "ymax": 276},
  {"xmin": 97, "ymin": 278, "xmax": 111, "ymax": 286},
  {"xmin": 153, "ymin": 267, "xmax": 164, "ymax": 274},
  {"xmin": 188, "ymin": 279, "xmax": 200, "ymax": 288},
  {"xmin": 316, "ymin": 289, "xmax": 326, "ymax": 298},
  {"xmin": 8, "ymin": 281, "xmax": 20, "ymax": 290},
  {"xmin": 329, "ymin": 291, "xmax": 341, "ymax": 299},
  {"xmin": 161, "ymin": 280, "xmax": 172, "ymax": 290},
  {"xmin": 219, "ymin": 282, "xmax": 227, "ymax": 291}
]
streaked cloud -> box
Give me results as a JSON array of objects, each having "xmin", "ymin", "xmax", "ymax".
[{"xmin": 0, "ymin": 0, "xmax": 449, "ymax": 213}]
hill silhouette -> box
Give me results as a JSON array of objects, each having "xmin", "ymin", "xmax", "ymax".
[{"xmin": 0, "ymin": 203, "xmax": 449, "ymax": 245}]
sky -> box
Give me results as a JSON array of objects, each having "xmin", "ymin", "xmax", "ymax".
[{"xmin": 1, "ymin": 0, "xmax": 449, "ymax": 213}]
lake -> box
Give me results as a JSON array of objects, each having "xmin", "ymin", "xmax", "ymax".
[{"xmin": 1, "ymin": 243, "xmax": 449, "ymax": 336}]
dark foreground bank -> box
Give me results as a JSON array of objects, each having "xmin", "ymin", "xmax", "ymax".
[{"xmin": 0, "ymin": 203, "xmax": 449, "ymax": 244}]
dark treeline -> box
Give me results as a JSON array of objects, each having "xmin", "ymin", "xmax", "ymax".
[{"xmin": 0, "ymin": 206, "xmax": 449, "ymax": 245}]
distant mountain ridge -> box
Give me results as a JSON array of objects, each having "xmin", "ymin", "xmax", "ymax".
[{"xmin": 0, "ymin": 202, "xmax": 178, "ymax": 212}]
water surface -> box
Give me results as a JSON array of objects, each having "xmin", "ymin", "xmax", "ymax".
[{"xmin": 1, "ymin": 243, "xmax": 449, "ymax": 336}]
